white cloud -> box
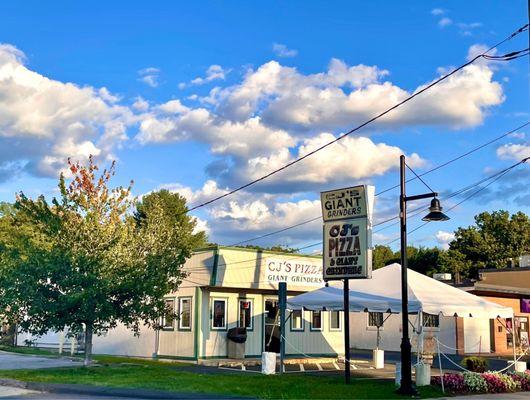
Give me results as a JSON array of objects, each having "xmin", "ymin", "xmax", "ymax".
[
  {"xmin": 0, "ymin": 43, "xmax": 133, "ymax": 179},
  {"xmin": 132, "ymin": 97, "xmax": 149, "ymax": 111},
  {"xmin": 438, "ymin": 18, "xmax": 453, "ymax": 28},
  {"xmin": 138, "ymin": 67, "xmax": 160, "ymax": 87},
  {"xmin": 179, "ymin": 65, "xmax": 229, "ymax": 88},
  {"xmin": 221, "ymin": 134, "xmax": 425, "ymax": 192},
  {"xmin": 435, "ymin": 230, "xmax": 455, "ymax": 249},
  {"xmin": 272, "ymin": 43, "xmax": 298, "ymax": 58},
  {"xmin": 496, "ymin": 143, "xmax": 530, "ymax": 161},
  {"xmin": 431, "ymin": 8, "xmax": 445, "ymax": 16}
]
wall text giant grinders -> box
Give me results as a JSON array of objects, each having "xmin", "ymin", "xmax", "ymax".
[{"xmin": 321, "ymin": 185, "xmax": 375, "ymax": 280}]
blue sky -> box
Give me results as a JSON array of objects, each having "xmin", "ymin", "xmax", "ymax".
[{"xmin": 0, "ymin": 1, "xmax": 528, "ymax": 251}]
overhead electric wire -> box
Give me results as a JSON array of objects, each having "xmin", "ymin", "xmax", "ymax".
[
  {"xmin": 188, "ymin": 158, "xmax": 530, "ymax": 276},
  {"xmin": 227, "ymin": 121, "xmax": 529, "ymax": 247},
  {"xmin": 186, "ymin": 157, "xmax": 525, "ymax": 285},
  {"xmin": 381, "ymin": 157, "xmax": 530, "ymax": 246},
  {"xmin": 183, "ymin": 24, "xmax": 529, "ymax": 215}
]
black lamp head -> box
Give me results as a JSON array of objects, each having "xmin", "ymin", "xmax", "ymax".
[{"xmin": 422, "ymin": 197, "xmax": 450, "ymax": 222}]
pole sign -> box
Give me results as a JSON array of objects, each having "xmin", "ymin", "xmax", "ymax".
[{"xmin": 321, "ymin": 185, "xmax": 375, "ymax": 280}]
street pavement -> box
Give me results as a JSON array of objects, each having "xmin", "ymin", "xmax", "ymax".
[{"xmin": 0, "ymin": 351, "xmax": 82, "ymax": 370}]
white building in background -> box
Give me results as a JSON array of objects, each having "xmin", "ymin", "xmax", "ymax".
[
  {"xmin": 18, "ymin": 247, "xmax": 504, "ymax": 359},
  {"xmin": 19, "ymin": 246, "xmax": 344, "ymax": 360}
]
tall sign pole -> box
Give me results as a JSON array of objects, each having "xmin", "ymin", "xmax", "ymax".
[
  {"xmin": 321, "ymin": 185, "xmax": 374, "ymax": 385},
  {"xmin": 343, "ymin": 278, "xmax": 350, "ymax": 384}
]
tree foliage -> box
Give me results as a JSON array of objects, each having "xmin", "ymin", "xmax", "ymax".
[
  {"xmin": 0, "ymin": 157, "xmax": 205, "ymax": 365},
  {"xmin": 441, "ymin": 210, "xmax": 530, "ymax": 279}
]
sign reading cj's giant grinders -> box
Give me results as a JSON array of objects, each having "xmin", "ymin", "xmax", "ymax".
[{"xmin": 321, "ymin": 185, "xmax": 375, "ymax": 280}]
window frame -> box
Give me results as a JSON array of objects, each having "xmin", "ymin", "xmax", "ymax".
[
  {"xmin": 422, "ymin": 312, "xmax": 440, "ymax": 331},
  {"xmin": 237, "ymin": 298, "xmax": 254, "ymax": 331},
  {"xmin": 367, "ymin": 312, "xmax": 384, "ymax": 331},
  {"xmin": 290, "ymin": 309, "xmax": 305, "ymax": 332},
  {"xmin": 211, "ymin": 298, "xmax": 228, "ymax": 331},
  {"xmin": 329, "ymin": 310, "xmax": 342, "ymax": 331},
  {"xmin": 178, "ymin": 296, "xmax": 193, "ymax": 331},
  {"xmin": 310, "ymin": 310, "xmax": 323, "ymax": 331},
  {"xmin": 161, "ymin": 298, "xmax": 176, "ymax": 331}
]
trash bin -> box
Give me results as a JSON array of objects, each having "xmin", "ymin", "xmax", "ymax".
[{"xmin": 227, "ymin": 327, "xmax": 247, "ymax": 359}]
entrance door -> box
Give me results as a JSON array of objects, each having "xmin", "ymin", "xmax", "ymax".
[{"xmin": 264, "ymin": 299, "xmax": 281, "ymax": 353}]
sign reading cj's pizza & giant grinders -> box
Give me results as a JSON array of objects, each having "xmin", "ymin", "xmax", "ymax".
[{"xmin": 320, "ymin": 185, "xmax": 375, "ymax": 280}]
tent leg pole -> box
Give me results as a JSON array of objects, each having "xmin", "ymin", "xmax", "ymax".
[
  {"xmin": 344, "ymin": 278, "xmax": 350, "ymax": 384},
  {"xmin": 437, "ymin": 335, "xmax": 444, "ymax": 393}
]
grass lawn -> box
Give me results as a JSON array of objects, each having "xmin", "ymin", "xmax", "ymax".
[{"xmin": 0, "ymin": 355, "xmax": 444, "ymax": 399}]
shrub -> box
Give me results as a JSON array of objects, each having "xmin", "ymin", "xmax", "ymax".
[
  {"xmin": 461, "ymin": 356, "xmax": 488, "ymax": 372},
  {"xmin": 463, "ymin": 372, "xmax": 488, "ymax": 393}
]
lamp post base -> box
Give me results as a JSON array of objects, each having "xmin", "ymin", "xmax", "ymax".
[{"xmin": 396, "ymin": 385, "xmax": 419, "ymax": 397}]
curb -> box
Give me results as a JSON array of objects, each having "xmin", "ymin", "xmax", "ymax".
[{"xmin": 0, "ymin": 379, "xmax": 254, "ymax": 399}]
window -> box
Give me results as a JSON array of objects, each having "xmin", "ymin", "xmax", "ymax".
[
  {"xmin": 238, "ymin": 299, "xmax": 253, "ymax": 330},
  {"xmin": 212, "ymin": 299, "xmax": 227, "ymax": 330},
  {"xmin": 368, "ymin": 312, "xmax": 384, "ymax": 327},
  {"xmin": 423, "ymin": 312, "xmax": 440, "ymax": 328},
  {"xmin": 330, "ymin": 311, "xmax": 341, "ymax": 331},
  {"xmin": 178, "ymin": 297, "xmax": 192, "ymax": 330},
  {"xmin": 162, "ymin": 299, "xmax": 175, "ymax": 329},
  {"xmin": 290, "ymin": 310, "xmax": 304, "ymax": 331},
  {"xmin": 310, "ymin": 311, "xmax": 322, "ymax": 331}
]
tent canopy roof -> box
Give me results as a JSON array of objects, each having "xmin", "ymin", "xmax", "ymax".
[{"xmin": 287, "ymin": 264, "xmax": 513, "ymax": 318}]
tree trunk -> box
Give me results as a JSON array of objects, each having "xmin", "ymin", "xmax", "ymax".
[{"xmin": 84, "ymin": 323, "xmax": 93, "ymax": 366}]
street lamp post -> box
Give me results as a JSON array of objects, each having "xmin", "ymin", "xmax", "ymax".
[{"xmin": 397, "ymin": 155, "xmax": 449, "ymax": 396}]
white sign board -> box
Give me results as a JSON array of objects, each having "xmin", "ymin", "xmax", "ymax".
[
  {"xmin": 321, "ymin": 185, "xmax": 374, "ymax": 280},
  {"xmin": 265, "ymin": 257, "xmax": 324, "ymax": 287}
]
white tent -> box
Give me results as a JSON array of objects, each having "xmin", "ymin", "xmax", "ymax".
[{"xmin": 287, "ymin": 263, "xmax": 513, "ymax": 319}]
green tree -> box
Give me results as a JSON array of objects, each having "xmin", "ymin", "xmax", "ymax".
[
  {"xmin": 441, "ymin": 210, "xmax": 530, "ymax": 278},
  {"xmin": 372, "ymin": 245, "xmax": 397, "ymax": 269},
  {"xmin": 407, "ymin": 246, "xmax": 442, "ymax": 276},
  {"xmin": 0, "ymin": 157, "xmax": 204, "ymax": 365}
]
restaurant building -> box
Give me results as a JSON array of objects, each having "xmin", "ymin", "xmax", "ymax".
[
  {"xmin": 468, "ymin": 266, "xmax": 530, "ymax": 356},
  {"xmin": 17, "ymin": 246, "xmax": 344, "ymax": 360}
]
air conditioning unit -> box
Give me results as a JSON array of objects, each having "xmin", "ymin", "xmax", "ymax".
[{"xmin": 433, "ymin": 273, "xmax": 452, "ymax": 281}]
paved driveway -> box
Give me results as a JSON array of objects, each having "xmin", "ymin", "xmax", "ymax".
[{"xmin": 0, "ymin": 351, "xmax": 82, "ymax": 370}]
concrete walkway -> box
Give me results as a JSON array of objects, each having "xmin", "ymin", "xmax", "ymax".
[{"xmin": 0, "ymin": 351, "xmax": 82, "ymax": 370}]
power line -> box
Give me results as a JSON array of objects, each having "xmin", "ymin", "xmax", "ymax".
[
  {"xmin": 183, "ymin": 25, "xmax": 529, "ymax": 214},
  {"xmin": 188, "ymin": 158, "xmax": 529, "ymax": 275},
  {"xmin": 227, "ymin": 121, "xmax": 529, "ymax": 246},
  {"xmin": 381, "ymin": 157, "xmax": 529, "ymax": 246}
]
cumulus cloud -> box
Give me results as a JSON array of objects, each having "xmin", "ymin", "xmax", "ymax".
[
  {"xmin": 272, "ymin": 43, "xmax": 298, "ymax": 58},
  {"xmin": 496, "ymin": 143, "xmax": 530, "ymax": 161},
  {"xmin": 138, "ymin": 67, "xmax": 160, "ymax": 87},
  {"xmin": 204, "ymin": 57, "xmax": 503, "ymax": 132},
  {"xmin": 0, "ymin": 43, "xmax": 133, "ymax": 179},
  {"xmin": 435, "ymin": 230, "xmax": 455, "ymax": 249},
  {"xmin": 179, "ymin": 65, "xmax": 229, "ymax": 89}
]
